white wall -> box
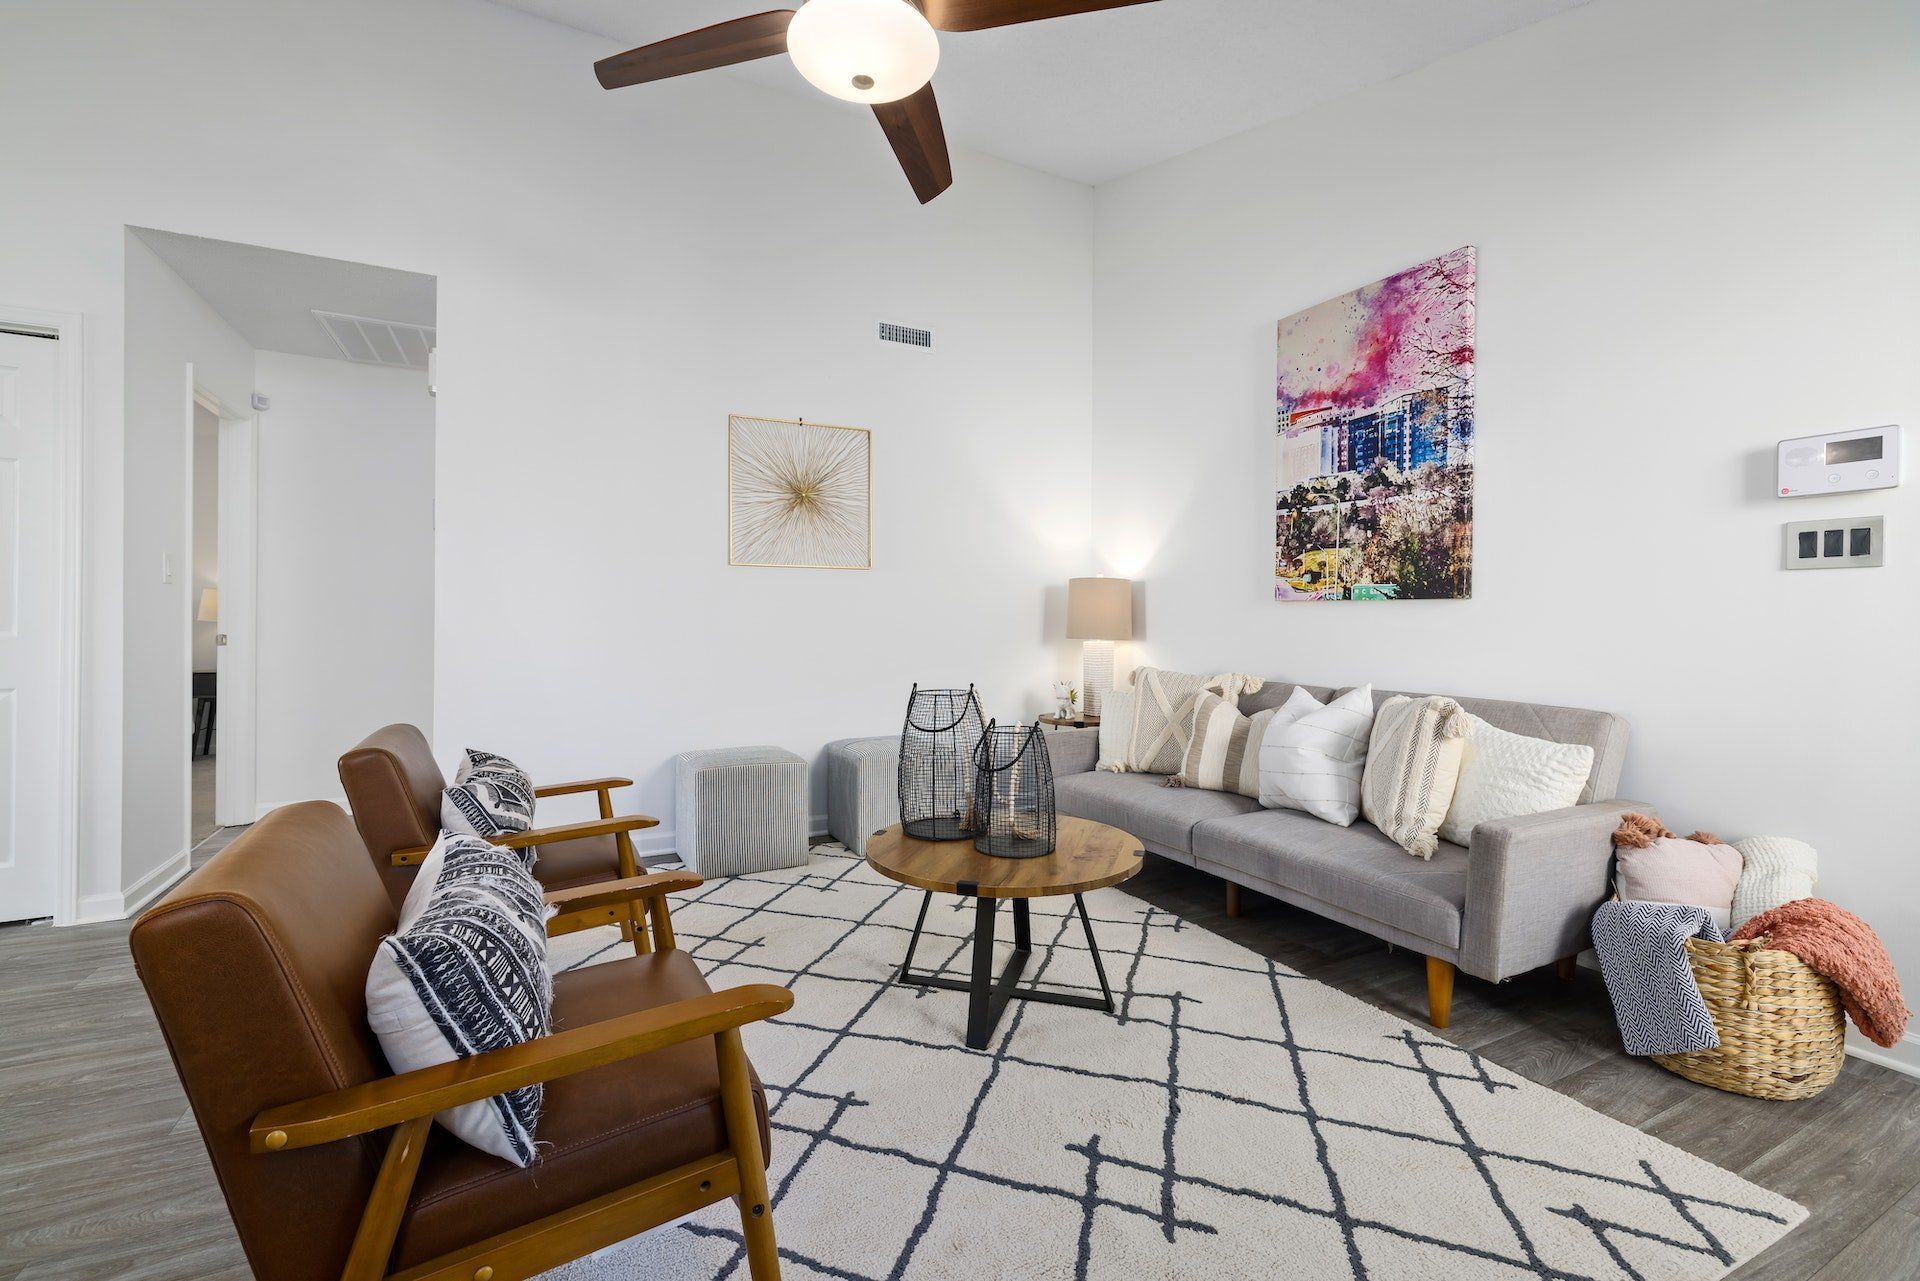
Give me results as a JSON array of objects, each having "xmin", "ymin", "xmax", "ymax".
[
  {"xmin": 118, "ymin": 232, "xmax": 253, "ymax": 906},
  {"xmin": 0, "ymin": 0, "xmax": 1093, "ymax": 905},
  {"xmin": 1090, "ymin": 0, "xmax": 1920, "ymax": 1062},
  {"xmin": 253, "ymin": 352, "xmax": 434, "ymax": 811},
  {"xmin": 191, "ymin": 406, "xmax": 218, "ymax": 673}
]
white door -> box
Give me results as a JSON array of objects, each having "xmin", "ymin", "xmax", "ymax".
[{"xmin": 0, "ymin": 330, "xmax": 63, "ymax": 922}]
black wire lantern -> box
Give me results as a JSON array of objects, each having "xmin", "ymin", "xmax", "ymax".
[
  {"xmin": 971, "ymin": 720, "xmax": 1057, "ymax": 859},
  {"xmin": 897, "ymin": 685, "xmax": 987, "ymax": 841}
]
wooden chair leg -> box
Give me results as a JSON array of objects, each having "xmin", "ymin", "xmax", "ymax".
[
  {"xmin": 1556, "ymin": 954, "xmax": 1579, "ymax": 982},
  {"xmin": 1425, "ymin": 956, "xmax": 1456, "ymax": 1030},
  {"xmin": 717, "ymin": 1027, "xmax": 781, "ymax": 1281},
  {"xmin": 606, "ymin": 786, "xmax": 650, "ymax": 956},
  {"xmin": 1225, "ymin": 882, "xmax": 1241, "ymax": 918}
]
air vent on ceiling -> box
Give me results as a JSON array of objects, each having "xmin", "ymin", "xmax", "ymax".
[
  {"xmin": 877, "ymin": 321, "xmax": 932, "ymax": 349},
  {"xmin": 313, "ymin": 309, "xmax": 437, "ymax": 370}
]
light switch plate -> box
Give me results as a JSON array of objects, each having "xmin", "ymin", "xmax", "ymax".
[{"xmin": 1784, "ymin": 515, "xmax": 1884, "ymax": 569}]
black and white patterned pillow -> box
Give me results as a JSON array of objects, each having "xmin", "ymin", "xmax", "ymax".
[
  {"xmin": 366, "ymin": 833, "xmax": 553, "ymax": 1165},
  {"xmin": 442, "ymin": 748, "xmax": 536, "ymax": 842}
]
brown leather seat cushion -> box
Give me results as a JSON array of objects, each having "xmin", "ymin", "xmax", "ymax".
[
  {"xmin": 531, "ymin": 832, "xmax": 625, "ymax": 891},
  {"xmin": 390, "ymin": 950, "xmax": 770, "ymax": 1270}
]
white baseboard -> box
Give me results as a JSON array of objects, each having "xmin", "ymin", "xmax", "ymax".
[
  {"xmin": 74, "ymin": 847, "xmax": 193, "ymax": 924},
  {"xmin": 1846, "ymin": 1030, "xmax": 1920, "ymax": 1080}
]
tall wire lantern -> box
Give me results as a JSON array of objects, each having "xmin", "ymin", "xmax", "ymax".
[
  {"xmin": 897, "ymin": 685, "xmax": 987, "ymax": 841},
  {"xmin": 971, "ymin": 720, "xmax": 1057, "ymax": 859}
]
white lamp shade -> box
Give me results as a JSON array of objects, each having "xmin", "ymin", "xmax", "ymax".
[
  {"xmin": 1066, "ymin": 577, "xmax": 1133, "ymax": 640},
  {"xmin": 196, "ymin": 587, "xmax": 218, "ymax": 623},
  {"xmin": 786, "ymin": 0, "xmax": 939, "ymax": 104}
]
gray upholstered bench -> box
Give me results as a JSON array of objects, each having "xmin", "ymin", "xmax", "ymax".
[
  {"xmin": 824, "ymin": 735, "xmax": 899, "ymax": 855},
  {"xmin": 673, "ymin": 745, "xmax": 809, "ymax": 878}
]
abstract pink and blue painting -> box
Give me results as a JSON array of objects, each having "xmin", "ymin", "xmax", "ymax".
[{"xmin": 1275, "ymin": 246, "xmax": 1476, "ymax": 601}]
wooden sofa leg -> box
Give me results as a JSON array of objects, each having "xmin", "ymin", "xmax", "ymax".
[
  {"xmin": 1225, "ymin": 882, "xmax": 1241, "ymax": 918},
  {"xmin": 1555, "ymin": 954, "xmax": 1578, "ymax": 982},
  {"xmin": 717, "ymin": 1027, "xmax": 781, "ymax": 1280},
  {"xmin": 1425, "ymin": 956, "xmax": 1455, "ymax": 1030}
]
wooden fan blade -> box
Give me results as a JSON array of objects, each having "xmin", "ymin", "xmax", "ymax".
[
  {"xmin": 873, "ymin": 83, "xmax": 953, "ymax": 204},
  {"xmin": 920, "ymin": 0, "xmax": 1158, "ymax": 33},
  {"xmin": 594, "ymin": 10, "xmax": 796, "ymax": 90}
]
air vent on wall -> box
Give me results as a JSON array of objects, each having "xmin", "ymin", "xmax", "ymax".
[
  {"xmin": 312, "ymin": 309, "xmax": 437, "ymax": 370},
  {"xmin": 877, "ymin": 321, "xmax": 933, "ymax": 349}
]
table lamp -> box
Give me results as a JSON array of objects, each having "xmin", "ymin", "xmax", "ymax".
[
  {"xmin": 1066, "ymin": 576, "xmax": 1132, "ymax": 716},
  {"xmin": 196, "ymin": 587, "xmax": 218, "ymax": 623}
]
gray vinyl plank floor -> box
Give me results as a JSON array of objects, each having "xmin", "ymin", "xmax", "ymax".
[{"xmin": 0, "ymin": 841, "xmax": 1914, "ymax": 1280}]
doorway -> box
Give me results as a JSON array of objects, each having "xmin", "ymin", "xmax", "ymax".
[
  {"xmin": 190, "ymin": 402, "xmax": 219, "ymax": 845},
  {"xmin": 125, "ymin": 228, "xmax": 435, "ymax": 883}
]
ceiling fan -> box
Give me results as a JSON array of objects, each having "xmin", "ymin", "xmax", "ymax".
[{"xmin": 593, "ymin": 0, "xmax": 1160, "ymax": 204}]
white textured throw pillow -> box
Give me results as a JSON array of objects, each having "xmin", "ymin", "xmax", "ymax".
[
  {"xmin": 1730, "ymin": 835, "xmax": 1818, "ymax": 930},
  {"xmin": 1096, "ymin": 688, "xmax": 1136, "ymax": 772},
  {"xmin": 1361, "ymin": 696, "xmax": 1468, "ymax": 859},
  {"xmin": 366, "ymin": 833, "xmax": 553, "ymax": 1165},
  {"xmin": 1257, "ymin": 686, "xmax": 1376, "ymax": 825},
  {"xmin": 1437, "ymin": 715, "xmax": 1594, "ymax": 847}
]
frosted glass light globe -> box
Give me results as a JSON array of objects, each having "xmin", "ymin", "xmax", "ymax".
[{"xmin": 786, "ymin": 0, "xmax": 940, "ymax": 105}]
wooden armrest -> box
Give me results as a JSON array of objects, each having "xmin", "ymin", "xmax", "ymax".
[
  {"xmin": 534, "ymin": 776, "xmax": 633, "ymax": 799},
  {"xmin": 488, "ymin": 813, "xmax": 659, "ymax": 850},
  {"xmin": 251, "ymin": 983, "xmax": 793, "ymax": 1153},
  {"xmin": 545, "ymin": 871, "xmax": 702, "ymax": 918}
]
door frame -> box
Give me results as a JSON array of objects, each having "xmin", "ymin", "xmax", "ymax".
[
  {"xmin": 185, "ymin": 376, "xmax": 258, "ymax": 834},
  {"xmin": 0, "ymin": 303, "xmax": 85, "ymax": 927}
]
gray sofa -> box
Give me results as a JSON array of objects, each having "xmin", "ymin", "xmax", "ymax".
[{"xmin": 1048, "ymin": 680, "xmax": 1639, "ymax": 1028}]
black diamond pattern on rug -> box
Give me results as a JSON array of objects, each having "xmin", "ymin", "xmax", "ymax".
[{"xmin": 545, "ymin": 846, "xmax": 1803, "ymax": 1281}]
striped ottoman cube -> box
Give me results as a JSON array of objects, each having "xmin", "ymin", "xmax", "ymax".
[
  {"xmin": 673, "ymin": 746, "xmax": 809, "ymax": 878},
  {"xmin": 824, "ymin": 735, "xmax": 900, "ymax": 856}
]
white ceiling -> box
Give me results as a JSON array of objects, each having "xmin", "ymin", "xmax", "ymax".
[
  {"xmin": 131, "ymin": 228, "xmax": 436, "ymax": 363},
  {"xmin": 490, "ymin": 0, "xmax": 1589, "ymax": 185}
]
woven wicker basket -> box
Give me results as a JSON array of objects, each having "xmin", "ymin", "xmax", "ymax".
[{"xmin": 1653, "ymin": 935, "xmax": 1846, "ymax": 1101}]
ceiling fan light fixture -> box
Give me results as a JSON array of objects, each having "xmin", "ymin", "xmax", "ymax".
[{"xmin": 786, "ymin": 0, "xmax": 940, "ymax": 104}]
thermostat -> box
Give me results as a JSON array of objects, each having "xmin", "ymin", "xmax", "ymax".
[{"xmin": 1778, "ymin": 425, "xmax": 1901, "ymax": 497}]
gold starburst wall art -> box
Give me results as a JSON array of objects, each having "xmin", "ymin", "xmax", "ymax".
[{"xmin": 727, "ymin": 415, "xmax": 872, "ymax": 570}]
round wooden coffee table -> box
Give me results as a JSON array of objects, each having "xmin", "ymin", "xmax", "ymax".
[{"xmin": 865, "ymin": 816, "xmax": 1143, "ymax": 1050}]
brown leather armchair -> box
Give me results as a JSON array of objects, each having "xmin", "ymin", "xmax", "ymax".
[
  {"xmin": 130, "ymin": 801, "xmax": 791, "ymax": 1281},
  {"xmin": 339, "ymin": 724, "xmax": 656, "ymax": 952}
]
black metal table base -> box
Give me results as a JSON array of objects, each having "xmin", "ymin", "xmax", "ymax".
[{"xmin": 893, "ymin": 891, "xmax": 1116, "ymax": 1051}]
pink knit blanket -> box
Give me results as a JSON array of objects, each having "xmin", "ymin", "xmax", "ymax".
[{"xmin": 1732, "ymin": 898, "xmax": 1911, "ymax": 1048}]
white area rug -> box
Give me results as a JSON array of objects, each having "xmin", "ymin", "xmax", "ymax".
[{"xmin": 546, "ymin": 845, "xmax": 1803, "ymax": 1280}]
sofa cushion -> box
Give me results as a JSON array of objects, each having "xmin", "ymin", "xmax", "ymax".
[
  {"xmin": 1056, "ymin": 770, "xmax": 1258, "ymax": 855},
  {"xmin": 1191, "ymin": 809, "xmax": 1469, "ymax": 949}
]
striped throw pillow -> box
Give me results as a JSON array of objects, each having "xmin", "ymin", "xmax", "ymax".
[
  {"xmin": 1360, "ymin": 695, "xmax": 1469, "ymax": 859},
  {"xmin": 1257, "ymin": 685, "xmax": 1375, "ymax": 826},
  {"xmin": 1174, "ymin": 692, "xmax": 1276, "ymax": 798}
]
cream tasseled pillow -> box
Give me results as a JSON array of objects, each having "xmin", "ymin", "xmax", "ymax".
[
  {"xmin": 1437, "ymin": 715, "xmax": 1594, "ymax": 847},
  {"xmin": 1122, "ymin": 668, "xmax": 1263, "ymax": 775},
  {"xmin": 1360, "ymin": 695, "xmax": 1468, "ymax": 859}
]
